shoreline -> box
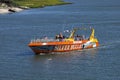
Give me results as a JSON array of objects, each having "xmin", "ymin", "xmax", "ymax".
[
  {"xmin": 0, "ymin": 8, "xmax": 9, "ymax": 14},
  {"xmin": 0, "ymin": 3, "xmax": 25, "ymax": 14},
  {"xmin": 0, "ymin": 0, "xmax": 72, "ymax": 14},
  {"xmin": 0, "ymin": 7, "xmax": 24, "ymax": 14}
]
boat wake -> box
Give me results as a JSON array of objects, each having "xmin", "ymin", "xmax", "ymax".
[{"xmin": 98, "ymin": 40, "xmax": 120, "ymax": 50}]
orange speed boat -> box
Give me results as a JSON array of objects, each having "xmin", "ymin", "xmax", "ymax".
[{"xmin": 28, "ymin": 28, "xmax": 99, "ymax": 55}]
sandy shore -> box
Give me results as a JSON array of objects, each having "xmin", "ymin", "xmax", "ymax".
[
  {"xmin": 0, "ymin": 8, "xmax": 9, "ymax": 14},
  {"xmin": 0, "ymin": 7, "xmax": 23, "ymax": 14}
]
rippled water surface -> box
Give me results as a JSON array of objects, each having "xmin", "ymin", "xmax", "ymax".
[{"xmin": 0, "ymin": 0, "xmax": 120, "ymax": 80}]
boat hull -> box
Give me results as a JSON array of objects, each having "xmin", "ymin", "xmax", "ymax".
[{"xmin": 29, "ymin": 40, "xmax": 99, "ymax": 55}]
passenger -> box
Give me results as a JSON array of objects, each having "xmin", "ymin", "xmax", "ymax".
[
  {"xmin": 55, "ymin": 33, "xmax": 65, "ymax": 41},
  {"xmin": 58, "ymin": 33, "xmax": 63, "ymax": 41},
  {"xmin": 76, "ymin": 34, "xmax": 80, "ymax": 41},
  {"xmin": 63, "ymin": 35, "xmax": 65, "ymax": 39},
  {"xmin": 59, "ymin": 33, "xmax": 63, "ymax": 39},
  {"xmin": 55, "ymin": 34, "xmax": 59, "ymax": 39},
  {"xmin": 75, "ymin": 35, "xmax": 85, "ymax": 41},
  {"xmin": 82, "ymin": 35, "xmax": 85, "ymax": 40},
  {"xmin": 80, "ymin": 35, "xmax": 83, "ymax": 40},
  {"xmin": 44, "ymin": 36, "xmax": 48, "ymax": 40}
]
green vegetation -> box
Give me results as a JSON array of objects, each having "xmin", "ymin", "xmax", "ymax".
[{"xmin": 12, "ymin": 0, "xmax": 71, "ymax": 8}]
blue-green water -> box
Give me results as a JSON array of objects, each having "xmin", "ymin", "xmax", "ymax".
[{"xmin": 0, "ymin": 0, "xmax": 120, "ymax": 80}]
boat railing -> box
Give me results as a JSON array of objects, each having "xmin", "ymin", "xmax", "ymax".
[{"xmin": 30, "ymin": 38, "xmax": 59, "ymax": 43}]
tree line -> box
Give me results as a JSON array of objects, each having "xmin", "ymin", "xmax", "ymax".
[
  {"xmin": 0, "ymin": 0, "xmax": 12, "ymax": 3},
  {"xmin": 0, "ymin": 0, "xmax": 14, "ymax": 7}
]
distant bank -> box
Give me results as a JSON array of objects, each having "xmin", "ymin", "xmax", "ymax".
[
  {"xmin": 0, "ymin": 0, "xmax": 71, "ymax": 14},
  {"xmin": 13, "ymin": 0, "xmax": 71, "ymax": 8}
]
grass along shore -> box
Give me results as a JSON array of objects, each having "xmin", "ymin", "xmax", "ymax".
[
  {"xmin": 12, "ymin": 0, "xmax": 72, "ymax": 8},
  {"xmin": 0, "ymin": 0, "xmax": 71, "ymax": 14}
]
